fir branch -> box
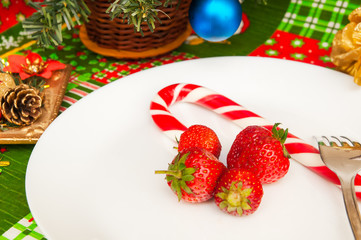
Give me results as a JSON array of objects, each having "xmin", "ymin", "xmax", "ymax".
[
  {"xmin": 106, "ymin": 0, "xmax": 169, "ymax": 33},
  {"xmin": 22, "ymin": 0, "xmax": 90, "ymax": 46},
  {"xmin": 23, "ymin": 76, "xmax": 47, "ymax": 92},
  {"xmin": 8, "ymin": 73, "xmax": 22, "ymax": 86}
]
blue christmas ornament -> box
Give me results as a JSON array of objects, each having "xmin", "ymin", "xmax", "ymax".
[{"xmin": 188, "ymin": 0, "xmax": 243, "ymax": 42}]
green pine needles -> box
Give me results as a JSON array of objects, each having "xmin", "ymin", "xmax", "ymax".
[
  {"xmin": 106, "ymin": 0, "xmax": 174, "ymax": 34},
  {"xmin": 22, "ymin": 0, "xmax": 175, "ymax": 47},
  {"xmin": 23, "ymin": 0, "xmax": 90, "ymax": 46}
]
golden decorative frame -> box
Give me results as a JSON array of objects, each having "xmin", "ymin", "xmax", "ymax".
[{"xmin": 0, "ymin": 65, "xmax": 71, "ymax": 144}]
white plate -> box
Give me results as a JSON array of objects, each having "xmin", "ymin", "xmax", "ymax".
[{"xmin": 26, "ymin": 57, "xmax": 361, "ymax": 240}]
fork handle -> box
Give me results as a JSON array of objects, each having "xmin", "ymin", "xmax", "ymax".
[{"xmin": 340, "ymin": 176, "xmax": 361, "ymax": 239}]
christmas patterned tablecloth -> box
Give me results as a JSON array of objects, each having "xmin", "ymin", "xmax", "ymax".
[{"xmin": 0, "ymin": 0, "xmax": 360, "ymax": 239}]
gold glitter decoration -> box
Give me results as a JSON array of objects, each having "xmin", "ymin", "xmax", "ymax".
[
  {"xmin": 0, "ymin": 73, "xmax": 16, "ymax": 99},
  {"xmin": 21, "ymin": 58, "xmax": 48, "ymax": 75},
  {"xmin": 0, "ymin": 160, "xmax": 10, "ymax": 167},
  {"xmin": 331, "ymin": 7, "xmax": 361, "ymax": 85}
]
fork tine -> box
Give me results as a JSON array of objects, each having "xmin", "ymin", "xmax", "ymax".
[
  {"xmin": 318, "ymin": 136, "xmax": 361, "ymax": 148},
  {"xmin": 339, "ymin": 136, "xmax": 354, "ymax": 148},
  {"xmin": 330, "ymin": 136, "xmax": 344, "ymax": 147},
  {"xmin": 321, "ymin": 136, "xmax": 332, "ymax": 146},
  {"xmin": 315, "ymin": 136, "xmax": 327, "ymax": 146},
  {"xmin": 341, "ymin": 136, "xmax": 361, "ymax": 148}
]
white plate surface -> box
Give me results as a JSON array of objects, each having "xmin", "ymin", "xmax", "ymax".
[{"xmin": 26, "ymin": 57, "xmax": 361, "ymax": 240}]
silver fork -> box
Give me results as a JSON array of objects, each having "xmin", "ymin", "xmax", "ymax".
[{"xmin": 318, "ymin": 136, "xmax": 361, "ymax": 239}]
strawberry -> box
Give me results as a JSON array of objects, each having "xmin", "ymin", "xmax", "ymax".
[
  {"xmin": 178, "ymin": 124, "xmax": 222, "ymax": 158},
  {"xmin": 227, "ymin": 125, "xmax": 272, "ymax": 168},
  {"xmin": 227, "ymin": 123, "xmax": 290, "ymax": 184},
  {"xmin": 215, "ymin": 168, "xmax": 263, "ymax": 216},
  {"xmin": 155, "ymin": 147, "xmax": 226, "ymax": 203}
]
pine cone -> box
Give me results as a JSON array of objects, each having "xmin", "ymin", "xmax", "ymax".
[{"xmin": 0, "ymin": 84, "xmax": 43, "ymax": 126}]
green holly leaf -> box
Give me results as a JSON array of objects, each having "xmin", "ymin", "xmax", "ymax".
[
  {"xmin": 78, "ymin": 73, "xmax": 92, "ymax": 81},
  {"xmin": 76, "ymin": 66, "xmax": 86, "ymax": 71},
  {"xmin": 70, "ymin": 60, "xmax": 78, "ymax": 66},
  {"xmin": 79, "ymin": 55, "xmax": 88, "ymax": 60},
  {"xmin": 49, "ymin": 53, "xmax": 59, "ymax": 60}
]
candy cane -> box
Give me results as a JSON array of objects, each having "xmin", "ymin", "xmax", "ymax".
[{"xmin": 150, "ymin": 83, "xmax": 361, "ymax": 199}]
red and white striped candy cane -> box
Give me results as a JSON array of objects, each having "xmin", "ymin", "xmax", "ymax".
[{"xmin": 150, "ymin": 83, "xmax": 361, "ymax": 199}]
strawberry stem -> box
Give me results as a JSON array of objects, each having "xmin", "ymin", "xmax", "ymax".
[
  {"xmin": 155, "ymin": 152, "xmax": 195, "ymax": 201},
  {"xmin": 227, "ymin": 189, "xmax": 242, "ymax": 206},
  {"xmin": 154, "ymin": 170, "xmax": 182, "ymax": 179}
]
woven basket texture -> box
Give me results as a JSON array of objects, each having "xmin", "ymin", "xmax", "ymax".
[{"xmin": 84, "ymin": 0, "xmax": 192, "ymax": 52}]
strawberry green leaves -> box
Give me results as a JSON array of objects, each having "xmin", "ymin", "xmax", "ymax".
[
  {"xmin": 156, "ymin": 147, "xmax": 226, "ymax": 203},
  {"xmin": 216, "ymin": 181, "xmax": 253, "ymax": 216},
  {"xmin": 156, "ymin": 152, "xmax": 196, "ymax": 201},
  {"xmin": 272, "ymin": 123, "xmax": 291, "ymax": 159},
  {"xmin": 214, "ymin": 169, "xmax": 263, "ymax": 216},
  {"xmin": 271, "ymin": 123, "xmax": 288, "ymax": 144}
]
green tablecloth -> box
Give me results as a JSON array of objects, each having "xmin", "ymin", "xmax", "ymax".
[{"xmin": 0, "ymin": 0, "xmax": 360, "ymax": 238}]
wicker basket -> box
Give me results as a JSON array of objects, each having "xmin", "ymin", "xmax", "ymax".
[{"xmin": 80, "ymin": 0, "xmax": 192, "ymax": 58}]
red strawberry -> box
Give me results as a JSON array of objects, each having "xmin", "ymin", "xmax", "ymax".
[
  {"xmin": 227, "ymin": 125, "xmax": 272, "ymax": 167},
  {"xmin": 215, "ymin": 168, "xmax": 263, "ymax": 216},
  {"xmin": 155, "ymin": 147, "xmax": 226, "ymax": 202},
  {"xmin": 178, "ymin": 124, "xmax": 222, "ymax": 158},
  {"xmin": 227, "ymin": 123, "xmax": 290, "ymax": 184}
]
